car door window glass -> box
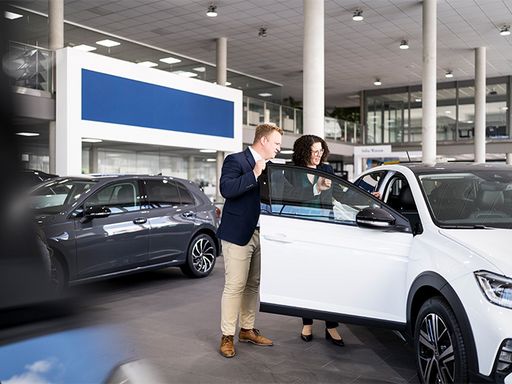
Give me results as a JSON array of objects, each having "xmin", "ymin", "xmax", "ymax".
[
  {"xmin": 85, "ymin": 181, "xmax": 140, "ymax": 214},
  {"xmin": 176, "ymin": 182, "xmax": 195, "ymax": 205},
  {"xmin": 265, "ymin": 165, "xmax": 381, "ymax": 225},
  {"xmin": 146, "ymin": 180, "xmax": 181, "ymax": 208}
]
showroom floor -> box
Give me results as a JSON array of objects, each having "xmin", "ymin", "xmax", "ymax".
[
  {"xmin": 1, "ymin": 257, "xmax": 420, "ymax": 383},
  {"xmin": 82, "ymin": 257, "xmax": 420, "ymax": 383}
]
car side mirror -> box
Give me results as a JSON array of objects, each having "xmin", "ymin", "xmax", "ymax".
[
  {"xmin": 80, "ymin": 205, "xmax": 111, "ymax": 223},
  {"xmin": 356, "ymin": 207, "xmax": 395, "ymax": 229}
]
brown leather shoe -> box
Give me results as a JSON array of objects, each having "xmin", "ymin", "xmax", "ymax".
[
  {"xmin": 238, "ymin": 328, "xmax": 273, "ymax": 346},
  {"xmin": 220, "ymin": 335, "xmax": 235, "ymax": 358}
]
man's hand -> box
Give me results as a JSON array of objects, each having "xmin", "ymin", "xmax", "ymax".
[
  {"xmin": 253, "ymin": 159, "xmax": 266, "ymax": 178},
  {"xmin": 316, "ymin": 176, "xmax": 332, "ymax": 192}
]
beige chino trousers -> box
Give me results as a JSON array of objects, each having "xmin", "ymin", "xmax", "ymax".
[{"xmin": 220, "ymin": 229, "xmax": 261, "ymax": 336}]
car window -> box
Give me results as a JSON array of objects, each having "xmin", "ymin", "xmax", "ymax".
[
  {"xmin": 355, "ymin": 170, "xmax": 387, "ymax": 193},
  {"xmin": 263, "ymin": 165, "xmax": 382, "ymax": 225},
  {"xmin": 84, "ymin": 181, "xmax": 140, "ymax": 214},
  {"xmin": 176, "ymin": 182, "xmax": 195, "ymax": 205},
  {"xmin": 146, "ymin": 179, "xmax": 182, "ymax": 208},
  {"xmin": 31, "ymin": 179, "xmax": 96, "ymax": 214}
]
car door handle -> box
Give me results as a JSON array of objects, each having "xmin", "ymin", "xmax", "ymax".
[
  {"xmin": 133, "ymin": 217, "xmax": 147, "ymax": 224},
  {"xmin": 263, "ymin": 233, "xmax": 292, "ymax": 243},
  {"xmin": 181, "ymin": 211, "xmax": 196, "ymax": 218}
]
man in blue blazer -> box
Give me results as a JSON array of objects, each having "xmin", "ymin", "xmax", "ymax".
[{"xmin": 218, "ymin": 123, "xmax": 283, "ymax": 358}]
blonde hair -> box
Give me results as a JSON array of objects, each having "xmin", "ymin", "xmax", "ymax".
[{"xmin": 253, "ymin": 123, "xmax": 284, "ymax": 144}]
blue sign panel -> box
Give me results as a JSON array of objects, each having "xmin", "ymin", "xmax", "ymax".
[{"xmin": 82, "ymin": 69, "xmax": 234, "ymax": 138}]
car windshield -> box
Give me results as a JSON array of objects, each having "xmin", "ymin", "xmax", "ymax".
[
  {"xmin": 418, "ymin": 170, "xmax": 512, "ymax": 229},
  {"xmin": 31, "ymin": 179, "xmax": 96, "ymax": 215}
]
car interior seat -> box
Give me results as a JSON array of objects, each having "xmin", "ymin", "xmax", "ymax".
[
  {"xmin": 397, "ymin": 185, "xmax": 422, "ymax": 234},
  {"xmin": 115, "ymin": 185, "xmax": 135, "ymax": 207},
  {"xmin": 470, "ymin": 187, "xmax": 507, "ymax": 219}
]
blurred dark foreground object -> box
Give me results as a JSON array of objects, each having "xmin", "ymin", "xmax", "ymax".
[{"xmin": 0, "ymin": 6, "xmax": 55, "ymax": 310}]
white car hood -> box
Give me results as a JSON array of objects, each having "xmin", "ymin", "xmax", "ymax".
[{"xmin": 440, "ymin": 228, "xmax": 512, "ymax": 276}]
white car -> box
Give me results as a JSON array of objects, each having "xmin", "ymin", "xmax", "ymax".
[{"xmin": 259, "ymin": 162, "xmax": 512, "ymax": 384}]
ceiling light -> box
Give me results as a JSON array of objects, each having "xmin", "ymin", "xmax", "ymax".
[
  {"xmin": 445, "ymin": 71, "xmax": 454, "ymax": 78},
  {"xmin": 73, "ymin": 44, "xmax": 96, "ymax": 52},
  {"xmin": 96, "ymin": 39, "xmax": 120, "ymax": 47},
  {"xmin": 225, "ymin": 81, "xmax": 231, "ymax": 86},
  {"xmin": 499, "ymin": 25, "xmax": 511, "ymax": 36},
  {"xmin": 160, "ymin": 56, "xmax": 181, "ymax": 64},
  {"xmin": 501, "ymin": 106, "xmax": 509, "ymax": 111},
  {"xmin": 200, "ymin": 149, "xmax": 217, "ymax": 153},
  {"xmin": 373, "ymin": 79, "xmax": 382, "ymax": 86},
  {"xmin": 82, "ymin": 138, "xmax": 103, "ymax": 143},
  {"xmin": 171, "ymin": 70, "xmax": 198, "ymax": 78},
  {"xmin": 4, "ymin": 11, "xmax": 23, "ymax": 20},
  {"xmin": 445, "ymin": 110, "xmax": 452, "ymax": 114},
  {"xmin": 280, "ymin": 150, "xmax": 294, "ymax": 155},
  {"xmin": 399, "ymin": 40, "xmax": 409, "ymax": 50},
  {"xmin": 258, "ymin": 92, "xmax": 272, "ymax": 97},
  {"xmin": 193, "ymin": 66, "xmax": 206, "ymax": 72},
  {"xmin": 258, "ymin": 27, "xmax": 267, "ymax": 37},
  {"xmin": 352, "ymin": 9, "xmax": 363, "ymax": 22},
  {"xmin": 206, "ymin": 158, "xmax": 217, "ymax": 162},
  {"xmin": 206, "ymin": 4, "xmax": 217, "ymax": 17},
  {"xmin": 16, "ymin": 132, "xmax": 39, "ymax": 137},
  {"xmin": 467, "ymin": 120, "xmax": 473, "ymax": 124},
  {"xmin": 137, "ymin": 61, "xmax": 158, "ymax": 68},
  {"xmin": 415, "ymin": 98, "xmax": 422, "ymax": 102}
]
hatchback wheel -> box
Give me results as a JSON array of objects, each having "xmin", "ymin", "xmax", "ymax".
[
  {"xmin": 414, "ymin": 297, "xmax": 468, "ymax": 384},
  {"xmin": 180, "ymin": 234, "xmax": 216, "ymax": 277}
]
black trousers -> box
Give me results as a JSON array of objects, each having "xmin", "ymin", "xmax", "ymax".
[{"xmin": 302, "ymin": 318, "xmax": 338, "ymax": 329}]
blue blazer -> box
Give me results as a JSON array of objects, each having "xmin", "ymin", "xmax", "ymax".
[{"xmin": 217, "ymin": 148, "xmax": 261, "ymax": 246}]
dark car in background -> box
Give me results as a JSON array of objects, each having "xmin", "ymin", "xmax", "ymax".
[{"xmin": 31, "ymin": 175, "xmax": 219, "ymax": 287}]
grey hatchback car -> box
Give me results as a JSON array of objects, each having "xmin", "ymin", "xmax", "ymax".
[{"xmin": 31, "ymin": 175, "xmax": 219, "ymax": 287}]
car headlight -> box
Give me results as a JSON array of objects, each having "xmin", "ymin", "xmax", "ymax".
[{"xmin": 475, "ymin": 271, "xmax": 512, "ymax": 309}]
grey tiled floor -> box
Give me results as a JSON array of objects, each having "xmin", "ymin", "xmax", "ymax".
[{"xmin": 79, "ymin": 257, "xmax": 420, "ymax": 384}]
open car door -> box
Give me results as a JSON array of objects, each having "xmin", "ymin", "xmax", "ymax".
[{"xmin": 259, "ymin": 164, "xmax": 414, "ymax": 328}]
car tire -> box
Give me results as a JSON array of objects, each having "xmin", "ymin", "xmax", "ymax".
[
  {"xmin": 50, "ymin": 253, "xmax": 67, "ymax": 292},
  {"xmin": 414, "ymin": 296, "xmax": 468, "ymax": 384},
  {"xmin": 180, "ymin": 234, "xmax": 217, "ymax": 278}
]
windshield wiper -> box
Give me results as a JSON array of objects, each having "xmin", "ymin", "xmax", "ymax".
[{"xmin": 440, "ymin": 224, "xmax": 493, "ymax": 229}]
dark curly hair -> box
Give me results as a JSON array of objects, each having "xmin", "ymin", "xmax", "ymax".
[{"xmin": 292, "ymin": 135, "xmax": 330, "ymax": 167}]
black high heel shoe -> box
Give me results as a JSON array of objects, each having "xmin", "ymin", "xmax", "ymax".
[
  {"xmin": 325, "ymin": 329, "xmax": 345, "ymax": 346},
  {"xmin": 300, "ymin": 332, "xmax": 313, "ymax": 342}
]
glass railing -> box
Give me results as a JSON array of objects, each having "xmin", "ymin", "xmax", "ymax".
[
  {"xmin": 5, "ymin": 41, "xmax": 53, "ymax": 93},
  {"xmin": 324, "ymin": 116, "xmax": 362, "ymax": 144}
]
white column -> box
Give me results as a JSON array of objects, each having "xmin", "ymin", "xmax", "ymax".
[
  {"xmin": 422, "ymin": 0, "xmax": 437, "ymax": 164},
  {"xmin": 506, "ymin": 153, "xmax": 512, "ymax": 165},
  {"xmin": 264, "ymin": 107, "xmax": 270, "ymax": 123},
  {"xmin": 216, "ymin": 37, "xmax": 227, "ymax": 86},
  {"xmin": 89, "ymin": 146, "xmax": 98, "ymax": 173},
  {"xmin": 303, "ymin": 0, "xmax": 324, "ymax": 137},
  {"xmin": 48, "ymin": 0, "xmax": 64, "ymax": 174},
  {"xmin": 215, "ymin": 37, "xmax": 227, "ymax": 203},
  {"xmin": 474, "ymin": 47, "xmax": 486, "ymax": 163}
]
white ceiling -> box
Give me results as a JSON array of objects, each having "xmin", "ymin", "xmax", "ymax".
[{"xmin": 13, "ymin": 0, "xmax": 512, "ymax": 107}]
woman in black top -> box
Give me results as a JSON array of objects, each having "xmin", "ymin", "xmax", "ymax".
[{"xmin": 290, "ymin": 135, "xmax": 344, "ymax": 347}]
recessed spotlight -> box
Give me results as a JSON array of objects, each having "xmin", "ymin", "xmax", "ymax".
[
  {"xmin": 171, "ymin": 70, "xmax": 198, "ymax": 78},
  {"xmin": 4, "ymin": 11, "xmax": 23, "ymax": 20},
  {"xmin": 193, "ymin": 66, "xmax": 206, "ymax": 72},
  {"xmin": 206, "ymin": 4, "xmax": 217, "ymax": 17},
  {"xmin": 399, "ymin": 40, "xmax": 409, "ymax": 50},
  {"xmin": 352, "ymin": 9, "xmax": 363, "ymax": 22},
  {"xmin": 445, "ymin": 71, "xmax": 454, "ymax": 78},
  {"xmin": 499, "ymin": 25, "xmax": 511, "ymax": 36},
  {"xmin": 16, "ymin": 132, "xmax": 39, "ymax": 137},
  {"xmin": 96, "ymin": 39, "xmax": 120, "ymax": 47},
  {"xmin": 258, "ymin": 92, "xmax": 272, "ymax": 97},
  {"xmin": 73, "ymin": 44, "xmax": 96, "ymax": 52},
  {"xmin": 374, "ymin": 79, "xmax": 382, "ymax": 86},
  {"xmin": 160, "ymin": 56, "xmax": 181, "ymax": 64},
  {"xmin": 137, "ymin": 61, "xmax": 158, "ymax": 68},
  {"xmin": 200, "ymin": 149, "xmax": 217, "ymax": 153},
  {"xmin": 82, "ymin": 138, "xmax": 103, "ymax": 143}
]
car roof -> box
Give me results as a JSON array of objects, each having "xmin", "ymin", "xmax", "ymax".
[
  {"xmin": 372, "ymin": 162, "xmax": 512, "ymax": 175},
  {"xmin": 49, "ymin": 174, "xmax": 194, "ymax": 184}
]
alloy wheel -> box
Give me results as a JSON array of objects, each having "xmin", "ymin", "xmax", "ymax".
[
  {"xmin": 191, "ymin": 237, "xmax": 215, "ymax": 273},
  {"xmin": 418, "ymin": 313, "xmax": 456, "ymax": 384}
]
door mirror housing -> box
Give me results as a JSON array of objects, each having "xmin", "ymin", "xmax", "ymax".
[
  {"xmin": 81, "ymin": 205, "xmax": 111, "ymax": 222},
  {"xmin": 356, "ymin": 207, "xmax": 395, "ymax": 229}
]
